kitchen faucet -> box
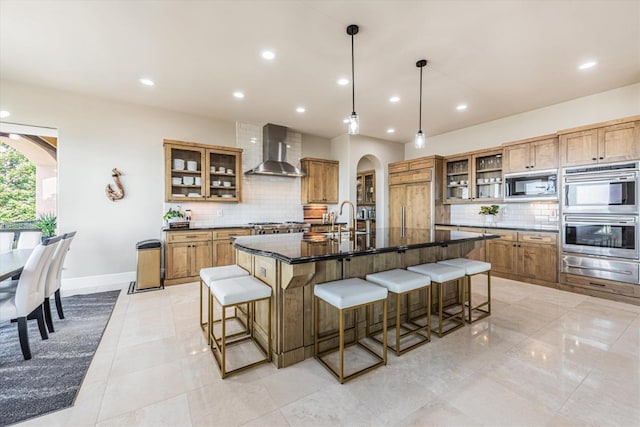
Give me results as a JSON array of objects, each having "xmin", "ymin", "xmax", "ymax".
[{"xmin": 338, "ymin": 200, "xmax": 357, "ymax": 238}]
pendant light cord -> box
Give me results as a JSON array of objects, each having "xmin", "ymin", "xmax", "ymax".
[
  {"xmin": 418, "ymin": 65, "xmax": 423, "ymax": 132},
  {"xmin": 351, "ymin": 32, "xmax": 356, "ymax": 115}
]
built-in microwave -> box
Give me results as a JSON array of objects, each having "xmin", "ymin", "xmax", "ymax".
[{"xmin": 504, "ymin": 170, "xmax": 558, "ymax": 200}]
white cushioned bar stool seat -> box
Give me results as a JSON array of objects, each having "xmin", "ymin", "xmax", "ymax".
[
  {"xmin": 314, "ymin": 278, "xmax": 388, "ymax": 384},
  {"xmin": 407, "ymin": 263, "xmax": 466, "ymax": 337},
  {"xmin": 209, "ymin": 275, "xmax": 272, "ymax": 379},
  {"xmin": 365, "ymin": 269, "xmax": 432, "ymax": 355},
  {"xmin": 199, "ymin": 265, "xmax": 249, "ymax": 332},
  {"xmin": 438, "ymin": 258, "xmax": 491, "ymax": 323}
]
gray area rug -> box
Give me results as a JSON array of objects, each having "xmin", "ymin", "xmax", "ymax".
[{"xmin": 0, "ymin": 290, "xmax": 120, "ymax": 426}]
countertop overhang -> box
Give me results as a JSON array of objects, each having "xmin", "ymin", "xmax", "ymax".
[
  {"xmin": 233, "ymin": 228, "xmax": 498, "ymax": 264},
  {"xmin": 435, "ymin": 223, "xmax": 559, "ymax": 233}
]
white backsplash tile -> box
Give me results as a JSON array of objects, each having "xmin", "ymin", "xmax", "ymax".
[
  {"xmin": 450, "ymin": 202, "xmax": 559, "ymax": 229},
  {"xmin": 164, "ymin": 122, "xmax": 304, "ymax": 226}
]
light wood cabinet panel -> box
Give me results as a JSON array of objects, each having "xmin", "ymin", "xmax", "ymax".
[
  {"xmin": 598, "ymin": 121, "xmax": 640, "ymax": 163},
  {"xmin": 301, "ymin": 158, "xmax": 339, "ymax": 204},
  {"xmin": 192, "ymin": 241, "xmax": 213, "ymax": 274},
  {"xmin": 388, "ymin": 185, "xmax": 405, "ymax": 228},
  {"xmin": 406, "ymin": 183, "xmax": 431, "ymax": 229},
  {"xmin": 486, "ymin": 239, "xmax": 516, "ymax": 275},
  {"xmin": 517, "ymin": 242, "xmax": 557, "ymax": 282},
  {"xmin": 503, "ymin": 136, "xmax": 558, "ymax": 173},
  {"xmin": 164, "ymin": 139, "xmax": 243, "ymax": 202},
  {"xmin": 559, "ymin": 119, "xmax": 639, "ymax": 166},
  {"xmin": 165, "ymin": 242, "xmax": 190, "ymax": 280}
]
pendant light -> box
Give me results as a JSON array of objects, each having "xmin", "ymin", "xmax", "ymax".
[
  {"xmin": 415, "ymin": 59, "xmax": 428, "ymax": 149},
  {"xmin": 346, "ymin": 24, "xmax": 359, "ymax": 135}
]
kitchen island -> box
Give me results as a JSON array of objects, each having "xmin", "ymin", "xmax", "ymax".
[{"xmin": 232, "ymin": 228, "xmax": 497, "ymax": 368}]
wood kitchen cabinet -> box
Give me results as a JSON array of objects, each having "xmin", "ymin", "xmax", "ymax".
[
  {"xmin": 164, "ymin": 231, "xmax": 213, "ymax": 285},
  {"xmin": 300, "ymin": 158, "xmax": 339, "ymax": 204},
  {"xmin": 558, "ymin": 117, "xmax": 640, "ymax": 167},
  {"xmin": 389, "ymin": 157, "xmax": 434, "ymax": 229},
  {"xmin": 164, "ymin": 228, "xmax": 251, "ymax": 285},
  {"xmin": 502, "ymin": 134, "xmax": 558, "ymax": 173},
  {"xmin": 356, "ymin": 169, "xmax": 375, "ymax": 205},
  {"xmin": 444, "ymin": 149, "xmax": 503, "ymax": 204},
  {"xmin": 164, "ymin": 139, "xmax": 243, "ymax": 203},
  {"xmin": 486, "ymin": 230, "xmax": 558, "ymax": 285}
]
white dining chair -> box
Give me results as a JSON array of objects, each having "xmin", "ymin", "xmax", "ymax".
[
  {"xmin": 0, "ymin": 232, "xmax": 14, "ymax": 253},
  {"xmin": 0, "ymin": 236, "xmax": 62, "ymax": 360},
  {"xmin": 43, "ymin": 231, "xmax": 76, "ymax": 332},
  {"xmin": 16, "ymin": 231, "xmax": 42, "ymax": 250}
]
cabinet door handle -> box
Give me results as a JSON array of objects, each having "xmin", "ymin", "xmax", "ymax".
[
  {"xmin": 512, "ymin": 244, "xmax": 516, "ymax": 247},
  {"xmin": 528, "ymin": 236, "xmax": 543, "ymax": 240},
  {"xmin": 589, "ymin": 282, "xmax": 606, "ymax": 287},
  {"xmin": 599, "ymin": 157, "xmax": 604, "ymax": 160},
  {"xmin": 592, "ymin": 157, "xmax": 597, "ymax": 161}
]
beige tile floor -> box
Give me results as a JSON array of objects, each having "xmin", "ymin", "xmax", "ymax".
[{"xmin": 14, "ymin": 276, "xmax": 640, "ymax": 427}]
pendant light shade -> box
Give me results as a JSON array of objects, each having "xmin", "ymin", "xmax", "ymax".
[
  {"xmin": 347, "ymin": 24, "xmax": 359, "ymax": 135},
  {"xmin": 415, "ymin": 59, "xmax": 428, "ymax": 149}
]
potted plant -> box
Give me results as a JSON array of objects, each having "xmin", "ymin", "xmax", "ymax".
[
  {"xmin": 163, "ymin": 206, "xmax": 184, "ymax": 225},
  {"xmin": 479, "ymin": 205, "xmax": 500, "ymax": 227},
  {"xmin": 35, "ymin": 213, "xmax": 57, "ymax": 239}
]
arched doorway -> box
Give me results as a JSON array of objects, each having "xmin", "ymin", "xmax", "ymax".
[{"xmin": 356, "ymin": 154, "xmax": 381, "ymax": 228}]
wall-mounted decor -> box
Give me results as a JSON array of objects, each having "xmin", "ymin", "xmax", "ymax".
[{"xmin": 105, "ymin": 168, "xmax": 124, "ymax": 201}]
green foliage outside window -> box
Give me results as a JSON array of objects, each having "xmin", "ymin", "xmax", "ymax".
[{"xmin": 0, "ymin": 142, "xmax": 36, "ymax": 222}]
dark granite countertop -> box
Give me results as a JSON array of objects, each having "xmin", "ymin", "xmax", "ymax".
[
  {"xmin": 162, "ymin": 224, "xmax": 253, "ymax": 232},
  {"xmin": 233, "ymin": 228, "xmax": 498, "ymax": 264},
  {"xmin": 435, "ymin": 223, "xmax": 559, "ymax": 233}
]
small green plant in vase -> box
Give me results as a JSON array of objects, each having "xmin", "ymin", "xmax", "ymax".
[
  {"xmin": 163, "ymin": 206, "xmax": 184, "ymax": 225},
  {"xmin": 35, "ymin": 213, "xmax": 57, "ymax": 238},
  {"xmin": 479, "ymin": 205, "xmax": 499, "ymax": 227}
]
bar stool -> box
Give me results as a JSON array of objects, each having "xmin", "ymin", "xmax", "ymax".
[
  {"xmin": 365, "ymin": 269, "xmax": 431, "ymax": 355},
  {"xmin": 314, "ymin": 278, "xmax": 388, "ymax": 384},
  {"xmin": 208, "ymin": 275, "xmax": 272, "ymax": 379},
  {"xmin": 199, "ymin": 265, "xmax": 249, "ymax": 332},
  {"xmin": 407, "ymin": 263, "xmax": 466, "ymax": 337},
  {"xmin": 438, "ymin": 258, "xmax": 491, "ymax": 323}
]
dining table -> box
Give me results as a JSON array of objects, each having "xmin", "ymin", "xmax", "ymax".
[{"xmin": 0, "ymin": 249, "xmax": 33, "ymax": 281}]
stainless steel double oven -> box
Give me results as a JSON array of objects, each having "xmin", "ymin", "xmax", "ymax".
[{"xmin": 561, "ymin": 161, "xmax": 639, "ymax": 284}]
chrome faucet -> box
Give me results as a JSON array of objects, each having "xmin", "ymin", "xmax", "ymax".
[{"xmin": 339, "ymin": 200, "xmax": 357, "ymax": 237}]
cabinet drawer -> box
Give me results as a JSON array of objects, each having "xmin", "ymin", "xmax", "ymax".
[
  {"xmin": 212, "ymin": 228, "xmax": 252, "ymax": 240},
  {"xmin": 389, "ymin": 168, "xmax": 432, "ymax": 185},
  {"xmin": 489, "ymin": 230, "xmax": 517, "ymax": 241},
  {"xmin": 458, "ymin": 227, "xmax": 485, "ymax": 233},
  {"xmin": 166, "ymin": 231, "xmax": 212, "ymax": 243},
  {"xmin": 388, "ymin": 161, "xmax": 409, "ymax": 173},
  {"xmin": 409, "ymin": 158, "xmax": 433, "ymax": 170},
  {"xmin": 519, "ymin": 232, "xmax": 557, "ymax": 244}
]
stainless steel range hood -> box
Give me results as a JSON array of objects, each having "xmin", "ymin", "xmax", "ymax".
[{"xmin": 245, "ymin": 123, "xmax": 306, "ymax": 177}]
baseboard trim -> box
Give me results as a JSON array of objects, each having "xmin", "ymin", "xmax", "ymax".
[{"xmin": 61, "ymin": 271, "xmax": 135, "ymax": 296}]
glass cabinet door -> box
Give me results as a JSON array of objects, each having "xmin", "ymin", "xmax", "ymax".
[
  {"xmin": 445, "ymin": 157, "xmax": 470, "ymax": 202},
  {"xmin": 208, "ymin": 150, "xmax": 240, "ymax": 202},
  {"xmin": 473, "ymin": 151, "xmax": 502, "ymax": 201},
  {"xmin": 168, "ymin": 146, "xmax": 206, "ymax": 201}
]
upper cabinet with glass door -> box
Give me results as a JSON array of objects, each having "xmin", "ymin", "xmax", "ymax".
[
  {"xmin": 356, "ymin": 169, "xmax": 375, "ymax": 205},
  {"xmin": 164, "ymin": 140, "xmax": 243, "ymax": 203},
  {"xmin": 444, "ymin": 148, "xmax": 503, "ymax": 204}
]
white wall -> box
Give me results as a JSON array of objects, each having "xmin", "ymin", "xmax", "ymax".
[
  {"xmin": 331, "ymin": 134, "xmax": 404, "ymax": 228},
  {"xmin": 405, "ymin": 83, "xmax": 640, "ymax": 159},
  {"xmin": 0, "ymin": 79, "xmax": 236, "ymax": 285},
  {"xmin": 301, "ymin": 133, "xmax": 332, "ymax": 159}
]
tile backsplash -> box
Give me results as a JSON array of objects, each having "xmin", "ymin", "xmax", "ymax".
[
  {"xmin": 450, "ymin": 202, "xmax": 560, "ymax": 229},
  {"xmin": 164, "ymin": 122, "xmax": 304, "ymax": 226}
]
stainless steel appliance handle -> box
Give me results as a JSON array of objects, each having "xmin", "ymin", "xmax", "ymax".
[
  {"xmin": 564, "ymin": 172, "xmax": 636, "ymax": 183},
  {"xmin": 564, "ymin": 216, "xmax": 637, "ymax": 224},
  {"xmin": 401, "ymin": 206, "xmax": 405, "ymax": 230},
  {"xmin": 565, "ymin": 264, "xmax": 634, "ymax": 276}
]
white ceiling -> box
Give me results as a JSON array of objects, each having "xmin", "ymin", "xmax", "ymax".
[{"xmin": 1, "ymin": 0, "xmax": 639, "ymax": 144}]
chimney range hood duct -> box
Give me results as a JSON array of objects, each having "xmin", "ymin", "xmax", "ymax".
[{"xmin": 245, "ymin": 123, "xmax": 306, "ymax": 177}]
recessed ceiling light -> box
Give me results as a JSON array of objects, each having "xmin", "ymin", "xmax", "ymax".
[
  {"xmin": 389, "ymin": 96, "xmax": 400, "ymax": 103},
  {"xmin": 296, "ymin": 107, "xmax": 306, "ymax": 113},
  {"xmin": 0, "ymin": 110, "xmax": 10, "ymax": 118},
  {"xmin": 578, "ymin": 61, "xmax": 597, "ymax": 70},
  {"xmin": 337, "ymin": 78, "xmax": 349, "ymax": 86},
  {"xmin": 233, "ymin": 91, "xmax": 245, "ymax": 99},
  {"xmin": 456, "ymin": 104, "xmax": 468, "ymax": 111},
  {"xmin": 9, "ymin": 133, "xmax": 20, "ymax": 140},
  {"xmin": 261, "ymin": 50, "xmax": 276, "ymax": 60},
  {"xmin": 139, "ymin": 78, "xmax": 155, "ymax": 86},
  {"xmin": 386, "ymin": 128, "xmax": 395, "ymax": 133}
]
